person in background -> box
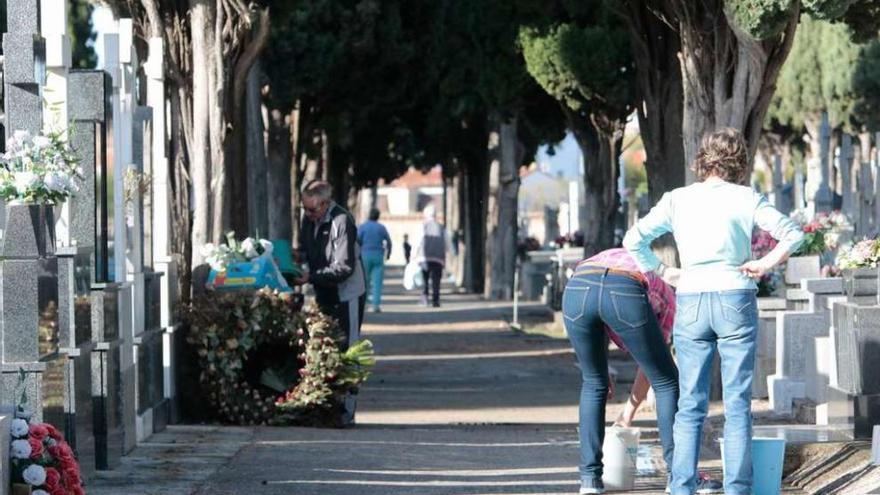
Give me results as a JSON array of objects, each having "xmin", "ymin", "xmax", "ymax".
[
  {"xmin": 294, "ymin": 180, "xmax": 366, "ymax": 426},
  {"xmin": 403, "ymin": 234, "xmax": 412, "ymax": 265},
  {"xmin": 358, "ymin": 208, "xmax": 392, "ymax": 313},
  {"xmin": 624, "ymin": 128, "xmax": 804, "ymax": 495},
  {"xmin": 414, "ymin": 204, "xmax": 449, "ymax": 307}
]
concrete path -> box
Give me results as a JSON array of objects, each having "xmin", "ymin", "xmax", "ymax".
[{"xmin": 88, "ymin": 272, "xmax": 805, "ymax": 494}]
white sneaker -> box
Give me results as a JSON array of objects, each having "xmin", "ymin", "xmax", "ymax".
[
  {"xmin": 579, "ymin": 488, "xmax": 605, "ymax": 494},
  {"xmin": 419, "ymin": 295, "xmax": 429, "ymax": 306}
]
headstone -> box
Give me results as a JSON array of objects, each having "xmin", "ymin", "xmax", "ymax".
[
  {"xmin": 767, "ymin": 311, "xmax": 826, "ymax": 415},
  {"xmin": 858, "ymin": 159, "xmax": 875, "ymax": 238},
  {"xmin": 41, "ymin": 0, "xmax": 74, "ymax": 247},
  {"xmin": 814, "ymin": 112, "xmax": 834, "ymax": 214},
  {"xmin": 90, "ymin": 282, "xmax": 122, "ymax": 470},
  {"xmin": 106, "ymin": 21, "xmax": 139, "ymax": 455},
  {"xmin": 841, "ymin": 135, "xmax": 855, "ymax": 221},
  {"xmin": 0, "ymin": 0, "xmax": 59, "ymax": 424},
  {"xmin": 0, "ymin": 415, "xmax": 10, "ymax": 495},
  {"xmin": 55, "ymin": 246, "xmax": 95, "ymax": 480},
  {"xmin": 754, "ymin": 297, "xmax": 787, "ymax": 399}
]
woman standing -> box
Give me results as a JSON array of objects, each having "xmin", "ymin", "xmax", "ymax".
[
  {"xmin": 623, "ymin": 128, "xmax": 804, "ymax": 495},
  {"xmin": 562, "ymin": 248, "xmax": 679, "ymax": 494}
]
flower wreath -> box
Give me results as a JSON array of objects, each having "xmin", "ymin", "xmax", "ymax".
[{"xmin": 185, "ymin": 289, "xmax": 373, "ymax": 426}]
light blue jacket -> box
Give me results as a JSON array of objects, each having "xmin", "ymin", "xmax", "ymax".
[{"xmin": 623, "ymin": 180, "xmax": 805, "ymax": 293}]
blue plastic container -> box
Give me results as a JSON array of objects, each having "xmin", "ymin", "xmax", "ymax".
[
  {"xmin": 720, "ymin": 436, "xmax": 787, "ymax": 495},
  {"xmin": 752, "ymin": 437, "xmax": 786, "ymax": 495}
]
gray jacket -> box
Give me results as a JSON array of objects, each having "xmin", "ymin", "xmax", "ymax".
[{"xmin": 299, "ymin": 202, "xmax": 365, "ymax": 304}]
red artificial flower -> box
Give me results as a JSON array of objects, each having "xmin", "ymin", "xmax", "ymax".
[
  {"xmin": 44, "ymin": 423, "xmax": 63, "ymax": 441},
  {"xmin": 803, "ymin": 223, "xmax": 816, "ymax": 233},
  {"xmin": 62, "ymin": 465, "xmax": 81, "ymax": 487},
  {"xmin": 28, "ymin": 435, "xmax": 43, "ymax": 459},
  {"xmin": 47, "ymin": 444, "xmax": 62, "ymax": 460},
  {"xmin": 56, "ymin": 442, "xmax": 75, "ymax": 463},
  {"xmin": 71, "ymin": 486, "xmax": 86, "ymax": 495},
  {"xmin": 29, "ymin": 423, "xmax": 49, "ymax": 441},
  {"xmin": 50, "ymin": 487, "xmax": 66, "ymax": 495},
  {"xmin": 44, "ymin": 467, "xmax": 61, "ymax": 491}
]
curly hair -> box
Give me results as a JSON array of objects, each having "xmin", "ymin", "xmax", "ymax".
[{"xmin": 692, "ymin": 128, "xmax": 749, "ymax": 184}]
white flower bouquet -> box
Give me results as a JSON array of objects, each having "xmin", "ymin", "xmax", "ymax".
[
  {"xmin": 837, "ymin": 238, "xmax": 880, "ymax": 269},
  {"xmin": 0, "ymin": 130, "xmax": 82, "ymax": 203},
  {"xmin": 199, "ymin": 231, "xmax": 274, "ymax": 272}
]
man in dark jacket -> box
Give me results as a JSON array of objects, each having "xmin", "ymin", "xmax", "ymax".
[{"xmin": 294, "ymin": 180, "xmax": 366, "ymax": 424}]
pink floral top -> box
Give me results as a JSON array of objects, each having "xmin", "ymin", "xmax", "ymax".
[{"xmin": 577, "ymin": 248, "xmax": 675, "ymax": 350}]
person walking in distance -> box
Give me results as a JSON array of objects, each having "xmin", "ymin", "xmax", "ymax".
[
  {"xmin": 403, "ymin": 234, "xmax": 412, "ymax": 265},
  {"xmin": 293, "ymin": 180, "xmax": 366, "ymax": 426},
  {"xmin": 414, "ymin": 204, "xmax": 448, "ymax": 307},
  {"xmin": 358, "ymin": 208, "xmax": 392, "ymax": 313},
  {"xmin": 624, "ymin": 128, "xmax": 804, "ymax": 494}
]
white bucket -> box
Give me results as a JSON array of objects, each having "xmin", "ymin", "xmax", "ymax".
[{"xmin": 602, "ymin": 426, "xmax": 641, "ymax": 491}]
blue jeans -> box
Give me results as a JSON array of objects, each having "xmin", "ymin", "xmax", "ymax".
[
  {"xmin": 562, "ymin": 270, "xmax": 679, "ymax": 489},
  {"xmin": 362, "ymin": 253, "xmax": 385, "ymax": 309},
  {"xmin": 670, "ymin": 290, "xmax": 758, "ymax": 495}
]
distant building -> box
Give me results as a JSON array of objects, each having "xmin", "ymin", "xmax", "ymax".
[{"xmin": 356, "ymin": 166, "xmax": 444, "ymax": 265}]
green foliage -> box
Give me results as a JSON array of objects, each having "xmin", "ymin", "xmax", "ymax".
[
  {"xmin": 726, "ymin": 0, "xmax": 796, "ymax": 40},
  {"xmin": 802, "ymin": 0, "xmax": 860, "ymax": 19},
  {"xmin": 768, "ymin": 16, "xmax": 863, "ymax": 131},
  {"xmin": 795, "ymin": 230, "xmax": 829, "ymax": 255},
  {"xmin": 518, "ymin": 3, "xmax": 633, "ymax": 119},
  {"xmin": 69, "ymin": 0, "xmax": 97, "ymax": 69},
  {"xmin": 854, "ymin": 40, "xmax": 880, "ymax": 129}
]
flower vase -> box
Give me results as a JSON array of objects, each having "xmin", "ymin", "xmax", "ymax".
[
  {"xmin": 842, "ymin": 267, "xmax": 879, "ymax": 304},
  {"xmin": 784, "ymin": 255, "xmax": 821, "ymax": 286},
  {"xmin": 11, "ymin": 483, "xmax": 32, "ymax": 495},
  {"xmin": 0, "ymin": 202, "xmax": 56, "ymax": 258}
]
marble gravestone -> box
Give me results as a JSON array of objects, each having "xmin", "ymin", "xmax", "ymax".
[
  {"xmin": 65, "ymin": 69, "xmax": 117, "ymax": 477},
  {"xmin": 0, "ymin": 0, "xmax": 64, "ymax": 425},
  {"xmin": 824, "ymin": 302, "xmax": 880, "ymax": 438}
]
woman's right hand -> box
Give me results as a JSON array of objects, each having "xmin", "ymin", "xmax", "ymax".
[{"xmin": 739, "ymin": 259, "xmax": 770, "ymax": 279}]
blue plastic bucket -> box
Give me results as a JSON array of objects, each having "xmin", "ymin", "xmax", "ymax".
[
  {"xmin": 752, "ymin": 437, "xmax": 786, "ymax": 495},
  {"xmin": 720, "ymin": 437, "xmax": 787, "ymax": 495}
]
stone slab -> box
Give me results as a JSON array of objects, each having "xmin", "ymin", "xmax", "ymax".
[
  {"xmin": 823, "ymin": 386, "xmax": 880, "ymax": 439},
  {"xmin": 0, "ymin": 370, "xmax": 43, "ymax": 421},
  {"xmin": 0, "ymin": 415, "xmax": 8, "ymax": 495},
  {"xmin": 802, "ymin": 277, "xmax": 844, "ymax": 294},
  {"xmin": 4, "ymin": 83, "xmax": 43, "ymax": 136},
  {"xmin": 43, "ymin": 33, "xmax": 70, "ymax": 68},
  {"xmin": 758, "ymin": 297, "xmax": 788, "ymax": 311},
  {"xmin": 7, "ymin": 0, "xmax": 40, "ymax": 33},
  {"xmin": 92, "ymin": 345, "xmax": 123, "ymax": 470},
  {"xmin": 68, "ymin": 70, "xmax": 110, "ymax": 122},
  {"xmin": 91, "ymin": 284, "xmax": 120, "ymax": 343},
  {"xmin": 786, "ymin": 288, "xmax": 811, "ymax": 302},
  {"xmin": 786, "ymin": 256, "xmax": 821, "ymax": 285},
  {"xmin": 2, "ymin": 32, "xmax": 45, "ymax": 85}
]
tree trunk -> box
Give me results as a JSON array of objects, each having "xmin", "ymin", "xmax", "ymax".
[
  {"xmin": 267, "ymin": 107, "xmax": 292, "ymax": 241},
  {"xmin": 566, "ymin": 108, "xmax": 622, "ymax": 258},
  {"xmin": 246, "ymin": 62, "xmax": 269, "ymax": 237},
  {"xmin": 190, "ymin": 0, "xmax": 214, "ymax": 265},
  {"xmin": 460, "ymin": 121, "xmax": 489, "ymax": 295},
  {"xmin": 485, "ymin": 114, "xmax": 521, "ymax": 300},
  {"xmin": 674, "ymin": 3, "xmax": 800, "ymax": 183},
  {"xmin": 449, "ymin": 171, "xmax": 463, "ymax": 287},
  {"xmin": 623, "ymin": 0, "xmax": 686, "ymax": 202}
]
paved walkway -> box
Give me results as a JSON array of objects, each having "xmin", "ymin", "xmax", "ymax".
[{"xmin": 88, "ymin": 272, "xmax": 805, "ymax": 494}]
